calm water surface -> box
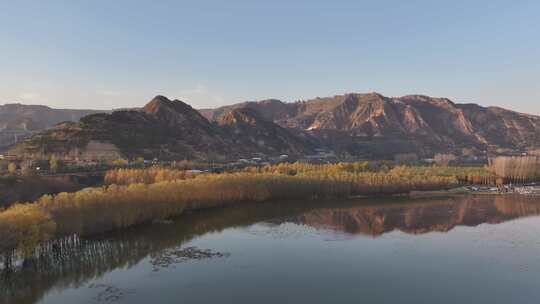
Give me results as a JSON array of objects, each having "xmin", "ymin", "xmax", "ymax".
[{"xmin": 2, "ymin": 195, "xmax": 540, "ymax": 304}]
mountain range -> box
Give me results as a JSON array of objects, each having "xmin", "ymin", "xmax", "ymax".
[
  {"xmin": 6, "ymin": 93, "xmax": 540, "ymax": 160},
  {"xmin": 202, "ymin": 93, "xmax": 540, "ymax": 157}
]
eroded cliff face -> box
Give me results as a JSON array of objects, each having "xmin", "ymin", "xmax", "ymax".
[
  {"xmin": 203, "ymin": 92, "xmax": 540, "ymax": 157},
  {"xmin": 216, "ymin": 107, "xmax": 314, "ymax": 155}
]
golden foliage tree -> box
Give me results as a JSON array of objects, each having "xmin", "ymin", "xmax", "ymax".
[{"xmin": 1, "ymin": 161, "xmax": 503, "ymax": 257}]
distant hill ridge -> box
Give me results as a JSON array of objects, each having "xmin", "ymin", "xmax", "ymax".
[
  {"xmin": 0, "ymin": 103, "xmax": 105, "ymax": 131},
  {"xmin": 0, "ymin": 103, "xmax": 106, "ymax": 149},
  {"xmin": 7, "ymin": 93, "xmax": 540, "ymax": 160}
]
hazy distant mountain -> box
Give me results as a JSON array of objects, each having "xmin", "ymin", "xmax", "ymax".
[
  {"xmin": 10, "ymin": 93, "xmax": 540, "ymax": 160},
  {"xmin": 0, "ymin": 103, "xmax": 105, "ymax": 149}
]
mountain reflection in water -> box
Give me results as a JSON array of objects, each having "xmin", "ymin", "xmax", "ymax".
[
  {"xmin": 1, "ymin": 195, "xmax": 539, "ymax": 304},
  {"xmin": 292, "ymin": 195, "xmax": 540, "ymax": 236}
]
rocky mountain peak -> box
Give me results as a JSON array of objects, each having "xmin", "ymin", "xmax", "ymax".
[
  {"xmin": 143, "ymin": 95, "xmax": 193, "ymax": 115},
  {"xmin": 142, "ymin": 95, "xmax": 213, "ymax": 130}
]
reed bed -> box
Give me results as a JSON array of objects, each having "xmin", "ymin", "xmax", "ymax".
[{"xmin": 0, "ymin": 165, "xmax": 463, "ymax": 258}]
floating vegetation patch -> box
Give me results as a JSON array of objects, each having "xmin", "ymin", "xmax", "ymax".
[
  {"xmin": 246, "ymin": 222, "xmax": 330, "ymax": 240},
  {"xmin": 88, "ymin": 283, "xmax": 135, "ymax": 303},
  {"xmin": 150, "ymin": 246, "xmax": 229, "ymax": 271}
]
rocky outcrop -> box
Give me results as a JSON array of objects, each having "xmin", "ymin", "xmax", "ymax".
[{"xmin": 216, "ymin": 108, "xmax": 313, "ymax": 155}]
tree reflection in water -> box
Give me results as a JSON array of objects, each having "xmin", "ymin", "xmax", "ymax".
[{"xmin": 1, "ymin": 195, "xmax": 539, "ymax": 304}]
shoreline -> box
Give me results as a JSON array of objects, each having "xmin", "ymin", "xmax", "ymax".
[
  {"xmin": 1, "ymin": 164, "xmax": 537, "ymax": 260},
  {"xmin": 408, "ymin": 187, "xmax": 470, "ymax": 199}
]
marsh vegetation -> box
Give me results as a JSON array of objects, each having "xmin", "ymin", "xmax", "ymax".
[{"xmin": 0, "ymin": 159, "xmax": 537, "ymax": 268}]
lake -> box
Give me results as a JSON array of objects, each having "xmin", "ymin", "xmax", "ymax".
[{"xmin": 2, "ymin": 195, "xmax": 540, "ymax": 304}]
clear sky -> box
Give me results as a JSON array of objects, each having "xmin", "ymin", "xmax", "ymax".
[{"xmin": 1, "ymin": 0, "xmax": 539, "ymax": 114}]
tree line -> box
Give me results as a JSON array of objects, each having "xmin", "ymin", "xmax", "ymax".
[
  {"xmin": 104, "ymin": 167, "xmax": 199, "ymax": 185},
  {"xmin": 488, "ymin": 156, "xmax": 540, "ymax": 184},
  {"xmin": 2, "ymin": 159, "xmax": 535, "ymax": 261},
  {"xmin": 0, "ymin": 164, "xmax": 466, "ymax": 259}
]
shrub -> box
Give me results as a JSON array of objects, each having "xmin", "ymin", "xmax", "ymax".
[{"xmin": 0, "ymin": 204, "xmax": 55, "ymax": 256}]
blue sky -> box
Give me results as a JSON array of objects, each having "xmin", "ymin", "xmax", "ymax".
[{"xmin": 1, "ymin": 0, "xmax": 539, "ymax": 114}]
